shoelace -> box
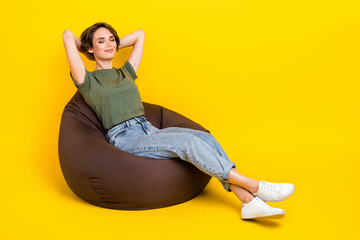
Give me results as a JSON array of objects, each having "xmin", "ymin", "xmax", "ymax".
[{"xmin": 261, "ymin": 181, "xmax": 281, "ymax": 194}]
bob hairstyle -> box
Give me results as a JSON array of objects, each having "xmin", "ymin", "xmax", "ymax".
[{"xmin": 79, "ymin": 22, "xmax": 120, "ymax": 61}]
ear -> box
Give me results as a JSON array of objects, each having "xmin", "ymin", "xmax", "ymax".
[{"xmin": 88, "ymin": 48, "xmax": 94, "ymax": 54}]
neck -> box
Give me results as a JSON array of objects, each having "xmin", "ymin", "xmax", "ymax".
[{"xmin": 95, "ymin": 59, "xmax": 113, "ymax": 70}]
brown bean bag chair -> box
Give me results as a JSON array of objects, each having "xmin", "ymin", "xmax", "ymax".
[{"xmin": 58, "ymin": 91, "xmax": 212, "ymax": 210}]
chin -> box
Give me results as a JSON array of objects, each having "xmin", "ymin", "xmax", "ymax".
[
  {"xmin": 105, "ymin": 54, "xmax": 116, "ymax": 59},
  {"xmin": 96, "ymin": 55, "xmax": 115, "ymax": 61}
]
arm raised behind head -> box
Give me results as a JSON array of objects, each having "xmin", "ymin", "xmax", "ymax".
[
  {"xmin": 118, "ymin": 29, "xmax": 145, "ymax": 74},
  {"xmin": 62, "ymin": 29, "xmax": 86, "ymax": 84}
]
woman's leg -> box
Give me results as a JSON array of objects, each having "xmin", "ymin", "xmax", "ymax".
[
  {"xmin": 157, "ymin": 127, "xmax": 292, "ymax": 200},
  {"xmin": 111, "ymin": 119, "xmax": 236, "ymax": 192},
  {"xmin": 107, "ymin": 117, "xmax": 293, "ymax": 218},
  {"xmin": 228, "ymin": 168, "xmax": 260, "ymax": 193},
  {"xmin": 157, "ymin": 127, "xmax": 231, "ymax": 161},
  {"xmin": 230, "ymin": 184, "xmax": 255, "ymax": 203},
  {"xmin": 157, "ymin": 127, "xmax": 261, "ymax": 194}
]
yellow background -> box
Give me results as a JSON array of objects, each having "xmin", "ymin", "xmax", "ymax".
[{"xmin": 1, "ymin": 0, "xmax": 359, "ymax": 239}]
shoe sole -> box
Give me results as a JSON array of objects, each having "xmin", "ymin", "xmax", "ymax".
[{"xmin": 241, "ymin": 213, "xmax": 285, "ymax": 220}]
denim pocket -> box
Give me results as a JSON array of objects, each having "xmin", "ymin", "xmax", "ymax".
[{"xmin": 113, "ymin": 127, "xmax": 128, "ymax": 139}]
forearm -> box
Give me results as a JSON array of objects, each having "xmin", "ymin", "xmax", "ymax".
[{"xmin": 118, "ymin": 29, "xmax": 144, "ymax": 50}]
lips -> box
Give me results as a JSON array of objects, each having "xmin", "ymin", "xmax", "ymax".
[{"xmin": 105, "ymin": 49, "xmax": 114, "ymax": 53}]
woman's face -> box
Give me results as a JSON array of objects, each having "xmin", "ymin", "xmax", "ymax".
[{"xmin": 88, "ymin": 27, "xmax": 117, "ymax": 61}]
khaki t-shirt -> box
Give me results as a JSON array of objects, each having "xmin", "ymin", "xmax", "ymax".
[{"xmin": 70, "ymin": 61, "xmax": 145, "ymax": 132}]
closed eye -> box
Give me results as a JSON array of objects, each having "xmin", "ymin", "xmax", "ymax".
[{"xmin": 98, "ymin": 37, "xmax": 115, "ymax": 43}]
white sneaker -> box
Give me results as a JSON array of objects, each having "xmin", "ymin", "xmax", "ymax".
[
  {"xmin": 241, "ymin": 197, "xmax": 285, "ymax": 220},
  {"xmin": 253, "ymin": 180, "xmax": 295, "ymax": 202}
]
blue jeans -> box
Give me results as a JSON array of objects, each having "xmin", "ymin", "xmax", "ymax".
[{"xmin": 105, "ymin": 116, "xmax": 236, "ymax": 192}]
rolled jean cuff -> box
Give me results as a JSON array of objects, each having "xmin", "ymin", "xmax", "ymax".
[{"xmin": 220, "ymin": 163, "xmax": 236, "ymax": 192}]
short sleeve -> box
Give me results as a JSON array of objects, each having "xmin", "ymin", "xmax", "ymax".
[
  {"xmin": 70, "ymin": 69, "xmax": 90, "ymax": 89},
  {"xmin": 120, "ymin": 61, "xmax": 138, "ymax": 81}
]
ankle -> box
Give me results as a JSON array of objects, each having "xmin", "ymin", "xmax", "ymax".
[
  {"xmin": 249, "ymin": 180, "xmax": 260, "ymax": 194},
  {"xmin": 242, "ymin": 194, "xmax": 255, "ymax": 204}
]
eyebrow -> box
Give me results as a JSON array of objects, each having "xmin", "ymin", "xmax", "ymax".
[{"xmin": 96, "ymin": 36, "xmax": 115, "ymax": 41}]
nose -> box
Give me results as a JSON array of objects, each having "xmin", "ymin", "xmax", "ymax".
[{"xmin": 106, "ymin": 40, "xmax": 112, "ymax": 47}]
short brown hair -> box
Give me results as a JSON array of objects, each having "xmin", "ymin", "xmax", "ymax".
[{"xmin": 79, "ymin": 22, "xmax": 120, "ymax": 61}]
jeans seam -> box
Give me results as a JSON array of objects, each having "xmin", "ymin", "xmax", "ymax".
[{"xmin": 126, "ymin": 145, "xmax": 177, "ymax": 154}]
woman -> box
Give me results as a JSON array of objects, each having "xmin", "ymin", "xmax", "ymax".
[{"xmin": 62, "ymin": 22, "xmax": 295, "ymax": 220}]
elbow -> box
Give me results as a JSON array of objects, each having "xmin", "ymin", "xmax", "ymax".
[
  {"xmin": 62, "ymin": 29, "xmax": 72, "ymax": 39},
  {"xmin": 138, "ymin": 29, "xmax": 145, "ymax": 36}
]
